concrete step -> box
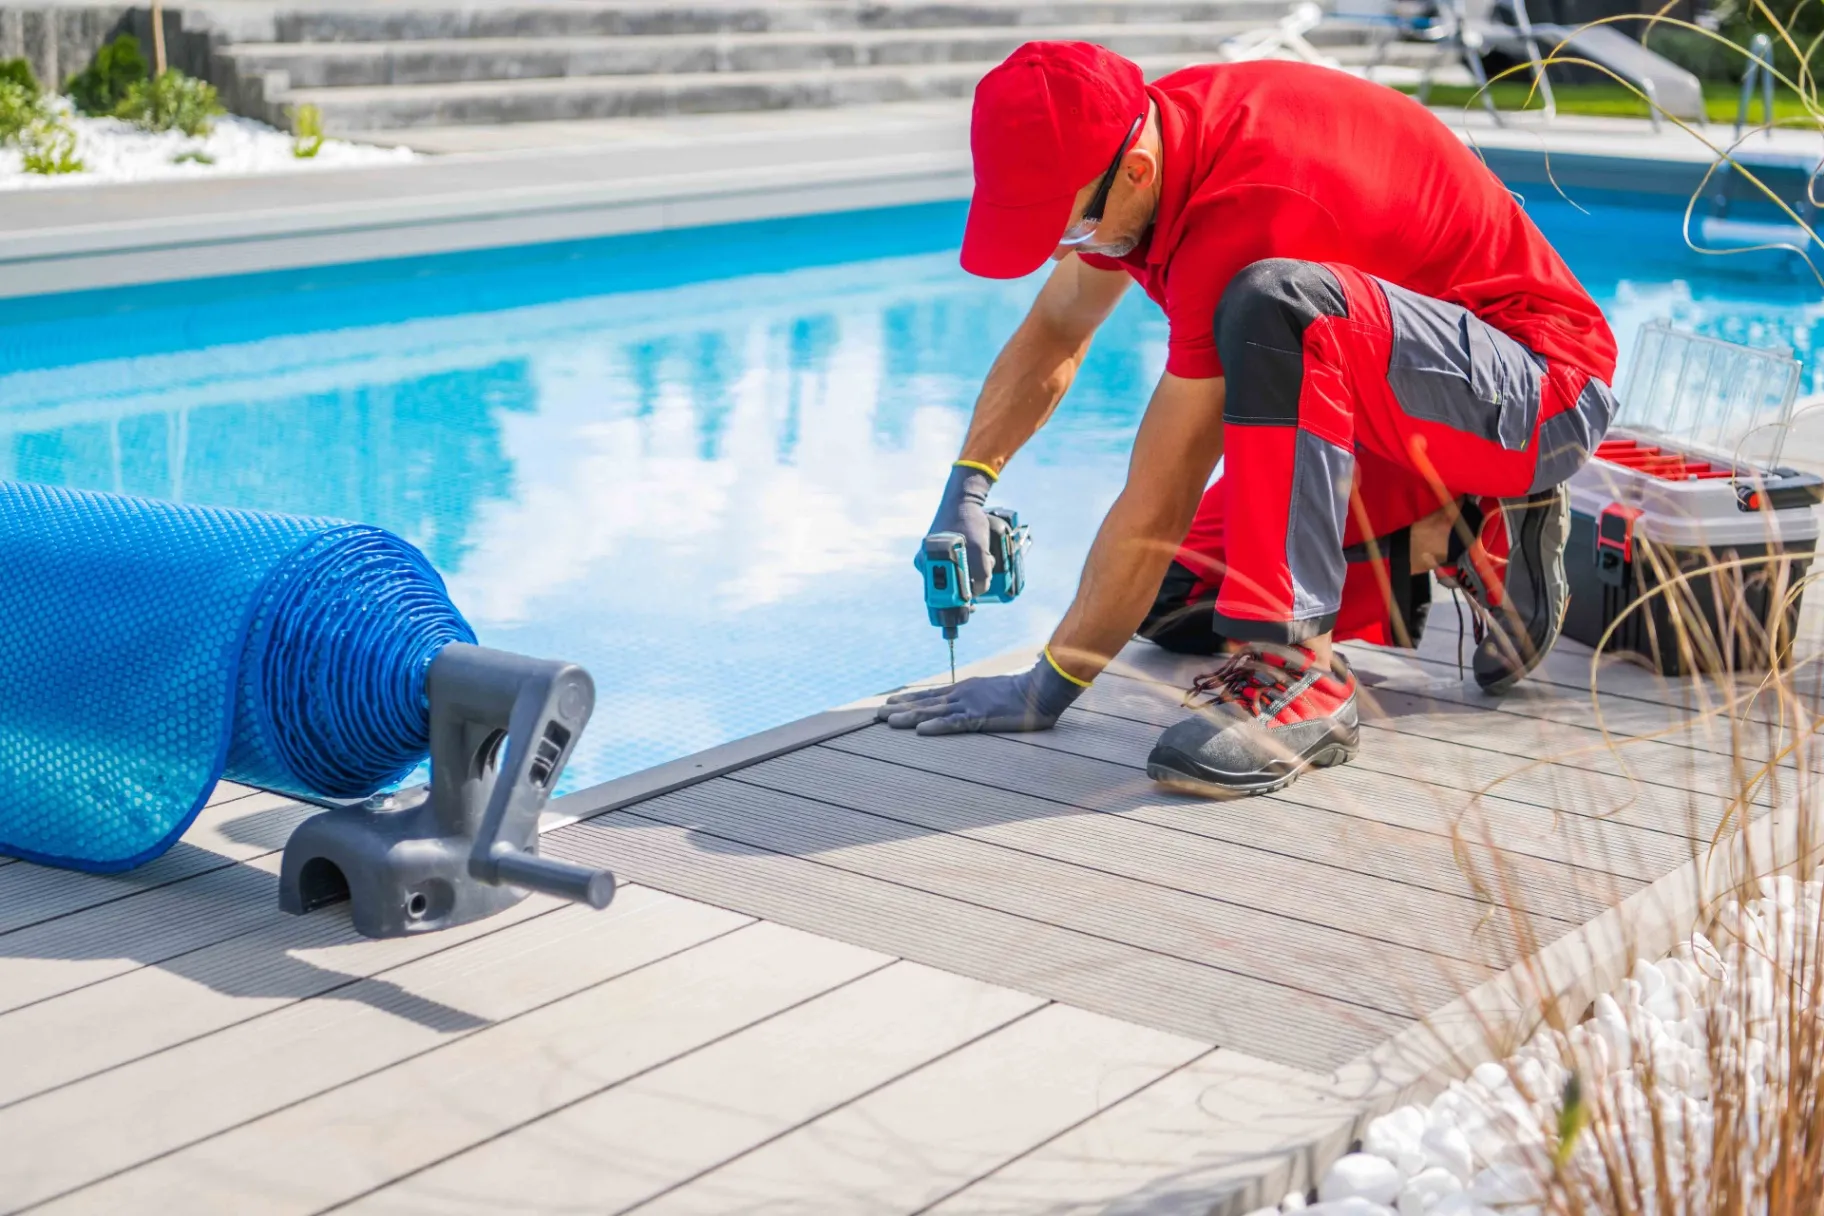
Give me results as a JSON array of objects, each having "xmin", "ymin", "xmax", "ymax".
[
  {"xmin": 224, "ymin": 22, "xmax": 1323, "ymax": 89},
  {"xmin": 269, "ymin": 0, "xmax": 1291, "ymax": 43},
  {"xmin": 286, "ymin": 45, "xmax": 1435, "ymax": 132},
  {"xmin": 281, "ymin": 51, "xmax": 1203, "ymax": 130}
]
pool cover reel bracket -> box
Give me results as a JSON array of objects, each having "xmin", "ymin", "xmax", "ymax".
[{"xmin": 279, "ymin": 642, "xmax": 615, "ymax": 938}]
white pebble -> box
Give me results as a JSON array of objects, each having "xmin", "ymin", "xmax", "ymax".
[
  {"xmin": 1363, "ymin": 1106, "xmax": 1426, "ymax": 1165},
  {"xmin": 1320, "ymin": 1153, "xmax": 1402, "ymax": 1206},
  {"xmin": 1419, "ymin": 1124, "xmax": 1475, "ymax": 1180},
  {"xmin": 1469, "ymin": 1061, "xmax": 1509, "ymax": 1094},
  {"xmin": 1281, "ymin": 1191, "xmax": 1309, "ymax": 1210},
  {"xmin": 1396, "ymin": 1166, "xmax": 1464, "ymax": 1216}
]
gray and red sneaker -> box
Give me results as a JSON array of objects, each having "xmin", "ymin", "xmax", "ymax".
[
  {"xmin": 1437, "ymin": 484, "xmax": 1571, "ymax": 695},
  {"xmin": 1146, "ymin": 644, "xmax": 1359, "ymax": 798}
]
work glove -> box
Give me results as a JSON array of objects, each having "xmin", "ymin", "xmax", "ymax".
[
  {"xmin": 876, "ymin": 652, "xmax": 1087, "ymax": 735},
  {"xmin": 921, "ymin": 462, "xmax": 997, "ymax": 595}
]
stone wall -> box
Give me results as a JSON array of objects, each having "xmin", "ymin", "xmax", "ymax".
[{"xmin": 0, "ymin": 6, "xmax": 215, "ymax": 91}]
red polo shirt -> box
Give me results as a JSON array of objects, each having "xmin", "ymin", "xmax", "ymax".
[{"xmin": 1079, "ymin": 62, "xmax": 1616, "ymax": 385}]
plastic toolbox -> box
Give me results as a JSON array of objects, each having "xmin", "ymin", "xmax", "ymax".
[{"xmin": 1564, "ymin": 322, "xmax": 1822, "ymax": 674}]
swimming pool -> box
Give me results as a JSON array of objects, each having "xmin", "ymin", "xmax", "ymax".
[{"xmin": 1, "ymin": 194, "xmax": 1818, "ymax": 792}]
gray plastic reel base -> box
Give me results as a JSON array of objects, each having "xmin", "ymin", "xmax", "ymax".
[{"xmin": 278, "ymin": 643, "xmax": 615, "ymax": 939}]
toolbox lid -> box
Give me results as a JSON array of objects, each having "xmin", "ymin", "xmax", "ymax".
[{"xmin": 1616, "ymin": 322, "xmax": 1802, "ymax": 470}]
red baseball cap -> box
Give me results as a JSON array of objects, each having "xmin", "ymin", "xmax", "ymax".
[{"xmin": 961, "ymin": 42, "xmax": 1148, "ymax": 280}]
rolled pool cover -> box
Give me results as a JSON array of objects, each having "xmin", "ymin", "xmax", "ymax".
[{"xmin": 0, "ymin": 482, "xmax": 476, "ymax": 873}]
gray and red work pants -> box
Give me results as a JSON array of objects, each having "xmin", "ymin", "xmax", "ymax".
[{"xmin": 1145, "ymin": 259, "xmax": 1615, "ymax": 650}]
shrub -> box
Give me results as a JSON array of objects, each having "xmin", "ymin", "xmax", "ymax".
[
  {"xmin": 289, "ymin": 103, "xmax": 325, "ymax": 159},
  {"xmin": 0, "ymin": 57, "xmax": 37, "ymax": 94},
  {"xmin": 67, "ymin": 33, "xmax": 147, "ymax": 116},
  {"xmin": 1640, "ymin": 24, "xmax": 1757, "ymax": 83},
  {"xmin": 114, "ymin": 70, "xmax": 222, "ymax": 137},
  {"xmin": 0, "ymin": 80, "xmax": 44, "ymax": 145},
  {"xmin": 20, "ymin": 116, "xmax": 83, "ymax": 175}
]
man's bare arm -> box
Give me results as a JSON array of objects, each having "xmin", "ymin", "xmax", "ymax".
[
  {"xmin": 956, "ymin": 254, "xmax": 1130, "ymax": 473},
  {"xmin": 1047, "ymin": 372, "xmax": 1227, "ymax": 681}
]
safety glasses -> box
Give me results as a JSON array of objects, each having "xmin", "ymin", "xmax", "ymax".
[{"xmin": 1056, "ymin": 115, "xmax": 1145, "ymax": 248}]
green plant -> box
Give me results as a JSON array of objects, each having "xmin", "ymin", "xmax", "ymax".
[
  {"xmin": 289, "ymin": 103, "xmax": 325, "ymax": 159},
  {"xmin": 66, "ymin": 33, "xmax": 147, "ymax": 117},
  {"xmin": 170, "ymin": 147, "xmax": 214, "ymax": 165},
  {"xmin": 20, "ymin": 115, "xmax": 83, "ymax": 175},
  {"xmin": 0, "ymin": 57, "xmax": 37, "ymax": 94},
  {"xmin": 0, "ymin": 79, "xmax": 45, "ymax": 145},
  {"xmin": 114, "ymin": 69, "xmax": 222, "ymax": 137}
]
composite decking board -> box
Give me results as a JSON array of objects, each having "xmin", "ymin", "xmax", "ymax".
[
  {"xmin": 734, "ymin": 746, "xmax": 1551, "ymax": 966},
  {"xmin": 1123, "ymin": 630, "xmax": 1803, "ymax": 770},
  {"xmin": 627, "ymin": 776, "xmax": 1476, "ymax": 1018},
  {"xmin": 1000, "ymin": 705, "xmax": 1701, "ymax": 887},
  {"xmin": 623, "ymin": 1003, "xmax": 1210, "ymax": 1216},
  {"xmin": 1085, "ymin": 687, "xmax": 1729, "ymax": 853},
  {"xmin": 827, "ymin": 728, "xmax": 1638, "ymax": 926},
  {"xmin": 216, "ymin": 962, "xmax": 1047, "ymax": 1216},
  {"xmin": 1360, "ymin": 678, "xmax": 1789, "ymax": 791},
  {"xmin": 0, "ymin": 880, "xmax": 561, "ymax": 1114},
  {"xmin": 547, "ymin": 814, "xmax": 1406, "ymax": 1070},
  {"xmin": 1090, "ymin": 666, "xmax": 1767, "ymax": 825},
  {"xmin": 37, "ymin": 919, "xmax": 891, "ymax": 1216},
  {"xmin": 0, "ymin": 888, "xmax": 753, "ymax": 1212},
  {"xmin": 1414, "ymin": 605, "xmax": 1824, "ymax": 726},
  {"xmin": 0, "ymin": 856, "xmax": 283, "ymax": 1017},
  {"xmin": 0, "ymin": 793, "xmax": 313, "ymax": 937},
  {"xmin": 926, "ymin": 1049, "xmax": 1351, "ymax": 1216},
  {"xmin": 1106, "ymin": 652, "xmax": 1779, "ymax": 801}
]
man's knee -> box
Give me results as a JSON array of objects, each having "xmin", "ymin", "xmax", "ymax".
[{"xmin": 1216, "ymin": 259, "xmax": 1348, "ymax": 426}]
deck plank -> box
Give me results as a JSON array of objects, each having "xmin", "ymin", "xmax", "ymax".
[
  {"xmin": 928, "ymin": 1049, "xmax": 1353, "ymax": 1216},
  {"xmin": 828, "ymin": 728, "xmax": 1635, "ymax": 926},
  {"xmin": 1087, "ymin": 668, "xmax": 1749, "ymax": 834},
  {"xmin": 34, "ymin": 918, "xmax": 885, "ymax": 1216},
  {"xmin": 547, "ymin": 814, "xmax": 1406, "ymax": 1070},
  {"xmin": 629, "ymin": 1003, "xmax": 1209, "ymax": 1216},
  {"xmin": 0, "ymin": 792, "xmax": 311, "ymax": 936},
  {"xmin": 1021, "ymin": 707, "xmax": 1703, "ymax": 885},
  {"xmin": 626, "ymin": 776, "xmax": 1475, "ymax": 1018},
  {"xmin": 734, "ymin": 746, "xmax": 1549, "ymax": 966},
  {"xmin": 336, "ymin": 962, "xmax": 1045, "ymax": 1215},
  {"xmin": 1101, "ymin": 656, "xmax": 1777, "ymax": 811},
  {"xmin": 0, "ymin": 855, "xmax": 282, "ymax": 1019},
  {"xmin": 0, "ymin": 888, "xmax": 748, "ymax": 1210}
]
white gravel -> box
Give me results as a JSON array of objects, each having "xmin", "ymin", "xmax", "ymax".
[
  {"xmin": 0, "ymin": 100, "xmax": 413, "ymax": 191},
  {"xmin": 1249, "ymin": 876, "xmax": 1823, "ymax": 1216}
]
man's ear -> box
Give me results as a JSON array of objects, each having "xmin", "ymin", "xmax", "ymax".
[{"xmin": 1123, "ymin": 148, "xmax": 1159, "ymax": 189}]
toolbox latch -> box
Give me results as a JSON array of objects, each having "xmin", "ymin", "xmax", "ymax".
[
  {"xmin": 1734, "ymin": 468, "xmax": 1824, "ymax": 513},
  {"xmin": 1595, "ymin": 503, "xmax": 1644, "ymax": 587}
]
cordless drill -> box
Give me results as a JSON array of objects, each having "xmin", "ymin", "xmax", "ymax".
[{"xmin": 917, "ymin": 507, "xmax": 1030, "ymax": 682}]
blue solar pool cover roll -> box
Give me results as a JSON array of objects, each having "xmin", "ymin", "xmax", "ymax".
[{"xmin": 0, "ymin": 482, "xmax": 477, "ymax": 872}]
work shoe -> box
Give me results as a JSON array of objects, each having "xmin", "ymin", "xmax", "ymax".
[
  {"xmin": 1437, "ymin": 484, "xmax": 1572, "ymax": 695},
  {"xmin": 1145, "ymin": 644, "xmax": 1359, "ymax": 798}
]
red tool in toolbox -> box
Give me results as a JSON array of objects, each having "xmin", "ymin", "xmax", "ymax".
[{"xmin": 1563, "ymin": 322, "xmax": 1823, "ymax": 673}]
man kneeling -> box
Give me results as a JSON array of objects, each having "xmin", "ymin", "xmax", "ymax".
[{"xmin": 879, "ymin": 42, "xmax": 1616, "ymax": 797}]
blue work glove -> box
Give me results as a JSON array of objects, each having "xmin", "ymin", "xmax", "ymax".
[
  {"xmin": 877, "ymin": 652, "xmax": 1087, "ymax": 735},
  {"xmin": 922, "ymin": 462, "xmax": 997, "ymax": 595}
]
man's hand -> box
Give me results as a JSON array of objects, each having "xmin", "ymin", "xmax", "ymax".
[
  {"xmin": 877, "ymin": 654, "xmax": 1085, "ymax": 735},
  {"xmin": 921, "ymin": 463, "xmax": 998, "ymax": 594}
]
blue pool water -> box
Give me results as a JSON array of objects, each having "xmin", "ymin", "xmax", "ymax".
[{"xmin": 2, "ymin": 195, "xmax": 1819, "ymax": 793}]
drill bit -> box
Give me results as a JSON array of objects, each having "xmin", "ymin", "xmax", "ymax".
[{"xmin": 948, "ymin": 636, "xmax": 956, "ymax": 685}]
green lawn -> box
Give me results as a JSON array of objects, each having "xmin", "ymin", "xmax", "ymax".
[{"xmin": 1398, "ymin": 80, "xmax": 1819, "ymax": 123}]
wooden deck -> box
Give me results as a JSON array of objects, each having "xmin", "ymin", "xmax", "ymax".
[{"xmin": 0, "ymin": 608, "xmax": 1796, "ymax": 1215}]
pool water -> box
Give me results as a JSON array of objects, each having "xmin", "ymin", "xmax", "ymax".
[{"xmin": 1, "ymin": 196, "xmax": 1818, "ymax": 793}]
